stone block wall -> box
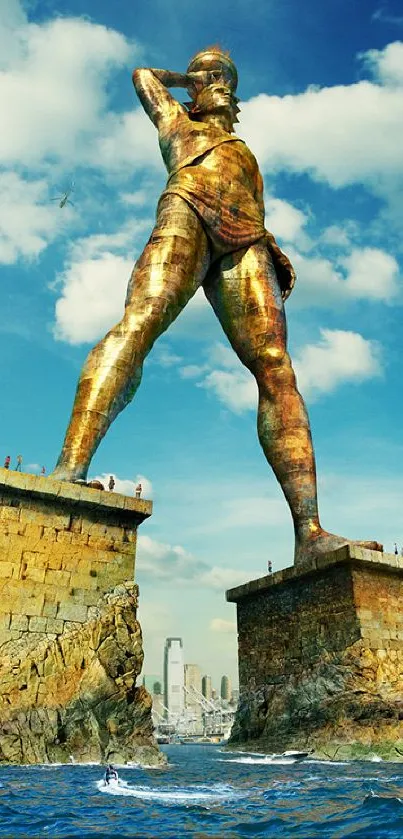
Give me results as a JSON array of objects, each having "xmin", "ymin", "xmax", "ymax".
[
  {"xmin": 0, "ymin": 468, "xmax": 151, "ymax": 648},
  {"xmin": 226, "ymin": 546, "xmax": 403, "ymax": 759}
]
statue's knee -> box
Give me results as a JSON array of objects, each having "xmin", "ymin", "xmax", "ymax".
[{"xmin": 253, "ymin": 348, "xmax": 295, "ymax": 389}]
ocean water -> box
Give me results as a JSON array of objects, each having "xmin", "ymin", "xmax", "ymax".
[{"xmin": 1, "ymin": 744, "xmax": 403, "ymax": 838}]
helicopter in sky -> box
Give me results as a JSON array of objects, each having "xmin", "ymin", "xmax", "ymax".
[{"xmin": 51, "ymin": 181, "xmax": 75, "ymax": 208}]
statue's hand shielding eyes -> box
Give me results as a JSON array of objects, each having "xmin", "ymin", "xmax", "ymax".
[{"xmin": 186, "ymin": 69, "xmax": 223, "ymax": 91}]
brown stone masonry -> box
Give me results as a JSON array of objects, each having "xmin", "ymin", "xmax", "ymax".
[
  {"xmin": 226, "ymin": 546, "xmax": 403, "ymax": 759},
  {"xmin": 0, "ymin": 468, "xmax": 152, "ymax": 646}
]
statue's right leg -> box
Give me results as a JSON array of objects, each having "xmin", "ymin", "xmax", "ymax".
[{"xmin": 51, "ymin": 195, "xmax": 210, "ymax": 481}]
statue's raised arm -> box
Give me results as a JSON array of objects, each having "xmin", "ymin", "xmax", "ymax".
[{"xmin": 132, "ymin": 66, "xmax": 221, "ymax": 128}]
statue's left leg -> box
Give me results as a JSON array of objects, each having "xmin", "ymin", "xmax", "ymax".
[{"xmin": 204, "ymin": 240, "xmax": 382, "ymax": 565}]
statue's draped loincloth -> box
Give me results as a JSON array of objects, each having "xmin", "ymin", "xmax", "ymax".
[
  {"xmin": 159, "ymin": 139, "xmax": 295, "ymax": 298},
  {"xmin": 161, "ymin": 140, "xmax": 266, "ymax": 255}
]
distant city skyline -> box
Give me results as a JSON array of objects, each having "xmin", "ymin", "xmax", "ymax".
[{"xmin": 146, "ymin": 636, "xmax": 235, "ymax": 712}]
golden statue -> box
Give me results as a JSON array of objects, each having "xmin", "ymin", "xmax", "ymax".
[{"xmin": 51, "ymin": 48, "xmax": 381, "ymax": 565}]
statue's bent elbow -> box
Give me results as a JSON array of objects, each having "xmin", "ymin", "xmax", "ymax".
[{"xmin": 132, "ymin": 67, "xmax": 150, "ymax": 90}]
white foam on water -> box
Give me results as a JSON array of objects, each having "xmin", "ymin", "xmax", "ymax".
[
  {"xmin": 305, "ymin": 760, "xmax": 351, "ymax": 766},
  {"xmin": 125, "ymin": 761, "xmax": 166, "ymax": 770},
  {"xmin": 217, "ymin": 756, "xmax": 298, "ymax": 765},
  {"xmin": 17, "ymin": 761, "xmax": 101, "ymax": 768},
  {"xmin": 96, "ymin": 779, "xmax": 243, "ymax": 805}
]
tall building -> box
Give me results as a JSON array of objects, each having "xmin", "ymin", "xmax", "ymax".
[
  {"xmin": 231, "ymin": 688, "xmax": 240, "ymax": 706},
  {"xmin": 184, "ymin": 664, "xmax": 202, "ymax": 698},
  {"xmin": 202, "ymin": 674, "xmax": 212, "ymax": 700},
  {"xmin": 163, "ymin": 637, "xmax": 184, "ymax": 718},
  {"xmin": 184, "ymin": 663, "xmax": 203, "ymax": 725},
  {"xmin": 142, "ymin": 674, "xmax": 162, "ymax": 694},
  {"xmin": 221, "ymin": 674, "xmax": 232, "ymax": 701}
]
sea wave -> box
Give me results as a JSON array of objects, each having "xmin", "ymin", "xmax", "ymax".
[{"xmin": 96, "ymin": 778, "xmax": 245, "ymax": 807}]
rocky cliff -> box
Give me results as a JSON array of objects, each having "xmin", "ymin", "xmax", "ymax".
[
  {"xmin": 227, "ymin": 546, "xmax": 403, "ymax": 761},
  {"xmin": 0, "ymin": 582, "xmax": 164, "ymax": 766}
]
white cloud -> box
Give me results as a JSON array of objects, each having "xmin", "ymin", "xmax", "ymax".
[
  {"xmin": 0, "ymin": 172, "xmax": 71, "ymax": 264},
  {"xmin": 198, "ymin": 567, "xmax": 250, "ymax": 589},
  {"xmin": 372, "ymin": 9, "xmax": 403, "ymax": 28},
  {"xmin": 290, "ymin": 245, "xmax": 400, "ymax": 308},
  {"xmin": 363, "ymin": 40, "xmax": 403, "ymax": 86},
  {"xmin": 94, "ymin": 473, "xmax": 153, "ymax": 498},
  {"xmin": 136, "ymin": 534, "xmax": 252, "ymax": 590},
  {"xmin": 151, "ymin": 344, "xmax": 183, "ymax": 368},
  {"xmin": 138, "ymin": 599, "xmax": 174, "ymax": 674},
  {"xmin": 179, "ymin": 330, "xmax": 382, "ymax": 414},
  {"xmin": 0, "ymin": 0, "xmax": 27, "ymax": 67},
  {"xmin": 120, "ymin": 190, "xmax": 149, "ymax": 207},
  {"xmin": 294, "ymin": 328, "xmax": 382, "ymax": 400},
  {"xmin": 196, "ymin": 342, "xmax": 257, "ymax": 414},
  {"xmin": 54, "ymin": 253, "xmax": 131, "ymax": 344},
  {"xmin": 26, "ymin": 463, "xmax": 41, "ymax": 473},
  {"xmin": 210, "ymin": 618, "xmax": 236, "ymax": 634},
  {"xmin": 319, "ymin": 223, "xmax": 358, "ymax": 248},
  {"xmin": 216, "ymin": 496, "xmax": 289, "ymax": 530},
  {"xmin": 94, "ymin": 109, "xmax": 162, "ymax": 173},
  {"xmin": 0, "ymin": 12, "xmax": 137, "ymax": 168},
  {"xmin": 265, "ymin": 197, "xmax": 310, "ymax": 246},
  {"xmin": 53, "ymin": 220, "xmax": 151, "ymax": 344},
  {"xmin": 180, "ymin": 364, "xmax": 209, "ymax": 379},
  {"xmin": 240, "ymin": 42, "xmax": 403, "ymax": 196},
  {"xmin": 340, "ymin": 247, "xmax": 399, "ymax": 300},
  {"xmin": 200, "ymin": 368, "xmax": 257, "ymax": 413}
]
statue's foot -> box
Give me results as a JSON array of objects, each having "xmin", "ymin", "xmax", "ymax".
[
  {"xmin": 294, "ymin": 528, "xmax": 383, "ymax": 567},
  {"xmin": 48, "ymin": 466, "xmax": 87, "ymax": 483}
]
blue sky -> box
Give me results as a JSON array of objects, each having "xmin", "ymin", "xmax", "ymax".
[{"xmin": 1, "ymin": 0, "xmax": 402, "ymax": 687}]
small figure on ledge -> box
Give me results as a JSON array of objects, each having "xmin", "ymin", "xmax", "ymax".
[
  {"xmin": 135, "ymin": 482, "xmax": 142, "ymax": 499},
  {"xmin": 108, "ymin": 475, "xmax": 115, "ymax": 492},
  {"xmin": 4, "ymin": 455, "xmax": 10, "ymax": 470},
  {"xmin": 15, "ymin": 455, "xmax": 23, "ymax": 472},
  {"xmin": 50, "ymin": 47, "xmax": 382, "ymax": 566}
]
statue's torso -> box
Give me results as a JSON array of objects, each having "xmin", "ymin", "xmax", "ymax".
[{"xmin": 158, "ymin": 112, "xmax": 265, "ymax": 253}]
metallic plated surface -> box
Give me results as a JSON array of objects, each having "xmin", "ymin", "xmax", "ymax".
[{"xmin": 52, "ymin": 51, "xmax": 381, "ymax": 564}]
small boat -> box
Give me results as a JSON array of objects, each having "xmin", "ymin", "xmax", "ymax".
[{"xmin": 274, "ymin": 750, "xmax": 312, "ymax": 762}]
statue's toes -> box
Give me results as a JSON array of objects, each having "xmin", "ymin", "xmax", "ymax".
[{"xmin": 358, "ymin": 540, "xmax": 383, "ymax": 552}]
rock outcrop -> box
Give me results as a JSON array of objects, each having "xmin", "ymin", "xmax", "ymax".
[
  {"xmin": 227, "ymin": 546, "xmax": 403, "ymax": 761},
  {"xmin": 0, "ymin": 583, "xmax": 164, "ymax": 765}
]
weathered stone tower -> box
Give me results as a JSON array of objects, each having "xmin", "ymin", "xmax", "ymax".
[
  {"xmin": 0, "ymin": 468, "xmax": 163, "ymax": 765},
  {"xmin": 227, "ymin": 546, "xmax": 403, "ymax": 760}
]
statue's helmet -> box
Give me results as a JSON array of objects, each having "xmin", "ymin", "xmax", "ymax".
[{"xmin": 187, "ymin": 48, "xmax": 238, "ymax": 92}]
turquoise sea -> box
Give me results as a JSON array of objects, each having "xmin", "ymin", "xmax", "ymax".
[{"xmin": 1, "ymin": 744, "xmax": 403, "ymax": 838}]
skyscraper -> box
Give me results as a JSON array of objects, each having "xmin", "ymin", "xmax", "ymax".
[
  {"xmin": 202, "ymin": 674, "xmax": 212, "ymax": 700},
  {"xmin": 184, "ymin": 663, "xmax": 203, "ymax": 726},
  {"xmin": 221, "ymin": 674, "xmax": 232, "ymax": 701},
  {"xmin": 163, "ymin": 637, "xmax": 184, "ymax": 718},
  {"xmin": 142, "ymin": 674, "xmax": 162, "ymax": 694}
]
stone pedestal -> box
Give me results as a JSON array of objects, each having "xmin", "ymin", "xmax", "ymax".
[
  {"xmin": 0, "ymin": 468, "xmax": 151, "ymax": 643},
  {"xmin": 226, "ymin": 546, "xmax": 403, "ymax": 759},
  {"xmin": 0, "ymin": 468, "xmax": 163, "ymax": 765}
]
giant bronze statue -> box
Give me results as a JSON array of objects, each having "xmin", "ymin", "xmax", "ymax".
[{"xmin": 51, "ymin": 48, "xmax": 382, "ymax": 565}]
